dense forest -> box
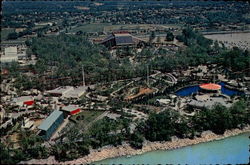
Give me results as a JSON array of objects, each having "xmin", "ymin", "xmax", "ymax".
[
  {"xmin": 28, "ymin": 33, "xmax": 146, "ymax": 86},
  {"xmin": 5, "ymin": 28, "xmax": 249, "ymax": 91}
]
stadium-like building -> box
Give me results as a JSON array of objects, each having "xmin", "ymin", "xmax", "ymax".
[{"xmin": 100, "ymin": 32, "xmax": 146, "ymax": 48}]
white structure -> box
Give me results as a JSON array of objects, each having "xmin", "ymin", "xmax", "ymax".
[
  {"xmin": 46, "ymin": 86, "xmax": 74, "ymax": 97},
  {"xmin": 1, "ymin": 46, "xmax": 18, "ymax": 62},
  {"xmin": 12, "ymin": 96, "xmax": 34, "ymax": 107},
  {"xmin": 1, "ymin": 46, "xmax": 27, "ymax": 63},
  {"xmin": 64, "ymin": 86, "xmax": 87, "ymax": 98},
  {"xmin": 61, "ymin": 105, "xmax": 81, "ymax": 115},
  {"xmin": 188, "ymin": 97, "xmax": 231, "ymax": 109},
  {"xmin": 22, "ymin": 118, "xmax": 34, "ymax": 130},
  {"xmin": 46, "ymin": 86, "xmax": 87, "ymax": 98},
  {"xmin": 156, "ymin": 99, "xmax": 171, "ymax": 105}
]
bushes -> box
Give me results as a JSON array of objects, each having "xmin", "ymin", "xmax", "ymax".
[
  {"xmin": 192, "ymin": 100, "xmax": 249, "ymax": 134},
  {"xmin": 138, "ymin": 110, "xmax": 189, "ymax": 141},
  {"xmin": 130, "ymin": 132, "xmax": 144, "ymax": 149}
]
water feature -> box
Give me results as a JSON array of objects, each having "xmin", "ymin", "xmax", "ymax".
[
  {"xmin": 95, "ymin": 132, "xmax": 250, "ymax": 164},
  {"xmin": 176, "ymin": 82, "xmax": 244, "ymax": 97}
]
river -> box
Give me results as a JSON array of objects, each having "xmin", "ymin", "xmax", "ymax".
[{"xmin": 95, "ymin": 132, "xmax": 250, "ymax": 164}]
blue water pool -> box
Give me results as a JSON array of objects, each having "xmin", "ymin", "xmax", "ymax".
[{"xmin": 176, "ymin": 82, "xmax": 244, "ymax": 97}]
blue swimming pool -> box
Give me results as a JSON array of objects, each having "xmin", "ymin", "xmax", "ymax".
[{"xmin": 176, "ymin": 82, "xmax": 244, "ymax": 97}]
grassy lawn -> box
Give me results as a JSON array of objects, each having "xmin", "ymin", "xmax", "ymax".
[
  {"xmin": 104, "ymin": 24, "xmax": 182, "ymax": 32},
  {"xmin": 69, "ymin": 23, "xmax": 182, "ymax": 33},
  {"xmin": 68, "ymin": 23, "xmax": 111, "ymax": 33},
  {"xmin": 69, "ymin": 110, "xmax": 104, "ymax": 126},
  {"xmin": 32, "ymin": 25, "xmax": 46, "ymax": 30},
  {"xmin": 1, "ymin": 28, "xmax": 15, "ymax": 41}
]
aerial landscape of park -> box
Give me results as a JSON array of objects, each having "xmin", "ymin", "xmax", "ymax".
[{"xmin": 0, "ymin": 0, "xmax": 249, "ymax": 164}]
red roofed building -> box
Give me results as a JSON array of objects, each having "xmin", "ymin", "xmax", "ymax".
[
  {"xmin": 61, "ymin": 105, "xmax": 81, "ymax": 116},
  {"xmin": 12, "ymin": 96, "xmax": 35, "ymax": 107}
]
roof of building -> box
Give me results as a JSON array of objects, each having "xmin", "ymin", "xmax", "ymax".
[
  {"xmin": 61, "ymin": 105, "xmax": 80, "ymax": 112},
  {"xmin": 38, "ymin": 110, "xmax": 63, "ymax": 131},
  {"xmin": 63, "ymin": 86, "xmax": 87, "ymax": 98},
  {"xmin": 13, "ymin": 96, "xmax": 33, "ymax": 103},
  {"xmin": 115, "ymin": 34, "xmax": 134, "ymax": 45},
  {"xmin": 188, "ymin": 97, "xmax": 231, "ymax": 109},
  {"xmin": 199, "ymin": 83, "xmax": 221, "ymax": 91},
  {"xmin": 101, "ymin": 32, "xmax": 146, "ymax": 46},
  {"xmin": 46, "ymin": 86, "xmax": 74, "ymax": 95}
]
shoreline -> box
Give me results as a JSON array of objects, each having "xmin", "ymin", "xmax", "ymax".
[{"xmin": 21, "ymin": 126, "xmax": 250, "ymax": 164}]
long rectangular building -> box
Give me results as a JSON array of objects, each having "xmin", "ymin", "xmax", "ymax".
[{"xmin": 38, "ymin": 110, "xmax": 64, "ymax": 140}]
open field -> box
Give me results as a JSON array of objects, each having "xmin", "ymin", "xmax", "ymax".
[
  {"xmin": 69, "ymin": 110, "xmax": 104, "ymax": 126},
  {"xmin": 69, "ymin": 23, "xmax": 182, "ymax": 33},
  {"xmin": 204, "ymin": 32, "xmax": 250, "ymax": 50},
  {"xmin": 1, "ymin": 28, "xmax": 15, "ymax": 40},
  {"xmin": 68, "ymin": 23, "xmax": 111, "ymax": 33}
]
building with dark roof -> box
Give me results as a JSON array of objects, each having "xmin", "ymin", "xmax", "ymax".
[
  {"xmin": 100, "ymin": 32, "xmax": 146, "ymax": 48},
  {"xmin": 38, "ymin": 110, "xmax": 64, "ymax": 140}
]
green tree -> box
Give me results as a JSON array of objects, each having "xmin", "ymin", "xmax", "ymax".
[
  {"xmin": 166, "ymin": 31, "xmax": 174, "ymax": 41},
  {"xmin": 7, "ymin": 32, "xmax": 19, "ymax": 40}
]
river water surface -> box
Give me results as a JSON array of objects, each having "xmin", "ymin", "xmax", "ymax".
[{"xmin": 95, "ymin": 132, "xmax": 250, "ymax": 164}]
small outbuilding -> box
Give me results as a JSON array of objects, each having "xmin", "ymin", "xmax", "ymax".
[
  {"xmin": 61, "ymin": 105, "xmax": 81, "ymax": 116},
  {"xmin": 12, "ymin": 96, "xmax": 35, "ymax": 107}
]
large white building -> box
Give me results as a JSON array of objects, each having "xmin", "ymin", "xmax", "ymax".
[
  {"xmin": 0, "ymin": 46, "xmax": 27, "ymax": 63},
  {"xmin": 46, "ymin": 86, "xmax": 87, "ymax": 98}
]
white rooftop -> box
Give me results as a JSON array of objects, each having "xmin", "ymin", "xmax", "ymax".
[
  {"xmin": 46, "ymin": 86, "xmax": 74, "ymax": 95},
  {"xmin": 188, "ymin": 97, "xmax": 232, "ymax": 109},
  {"xmin": 63, "ymin": 86, "xmax": 87, "ymax": 98},
  {"xmin": 13, "ymin": 96, "xmax": 33, "ymax": 103},
  {"xmin": 61, "ymin": 105, "xmax": 80, "ymax": 112}
]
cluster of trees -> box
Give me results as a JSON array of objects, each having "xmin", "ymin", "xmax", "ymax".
[
  {"xmin": 28, "ymin": 34, "xmax": 148, "ymax": 87},
  {"xmin": 165, "ymin": 31, "xmax": 174, "ymax": 41},
  {"xmin": 132, "ymin": 100, "xmax": 249, "ymax": 149},
  {"xmin": 7, "ymin": 25, "xmax": 51, "ymax": 40},
  {"xmin": 137, "ymin": 110, "xmax": 189, "ymax": 141},
  {"xmin": 192, "ymin": 100, "xmax": 249, "ymax": 134},
  {"xmin": 150, "ymin": 27, "xmax": 249, "ymax": 74},
  {"xmin": 221, "ymin": 47, "xmax": 250, "ymax": 72},
  {"xmin": 53, "ymin": 116, "xmax": 132, "ymax": 161},
  {"xmin": 1, "ymin": 131, "xmax": 48, "ymax": 164}
]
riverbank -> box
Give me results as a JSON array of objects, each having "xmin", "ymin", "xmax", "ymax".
[{"xmin": 21, "ymin": 125, "xmax": 250, "ymax": 164}]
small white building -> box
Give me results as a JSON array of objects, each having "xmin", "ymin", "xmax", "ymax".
[
  {"xmin": 1, "ymin": 46, "xmax": 27, "ymax": 63},
  {"xmin": 22, "ymin": 118, "xmax": 34, "ymax": 130},
  {"xmin": 1, "ymin": 46, "xmax": 18, "ymax": 62},
  {"xmin": 61, "ymin": 105, "xmax": 81, "ymax": 116},
  {"xmin": 12, "ymin": 96, "xmax": 35, "ymax": 107},
  {"xmin": 63, "ymin": 86, "xmax": 87, "ymax": 98},
  {"xmin": 156, "ymin": 99, "xmax": 171, "ymax": 105},
  {"xmin": 46, "ymin": 86, "xmax": 74, "ymax": 97}
]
